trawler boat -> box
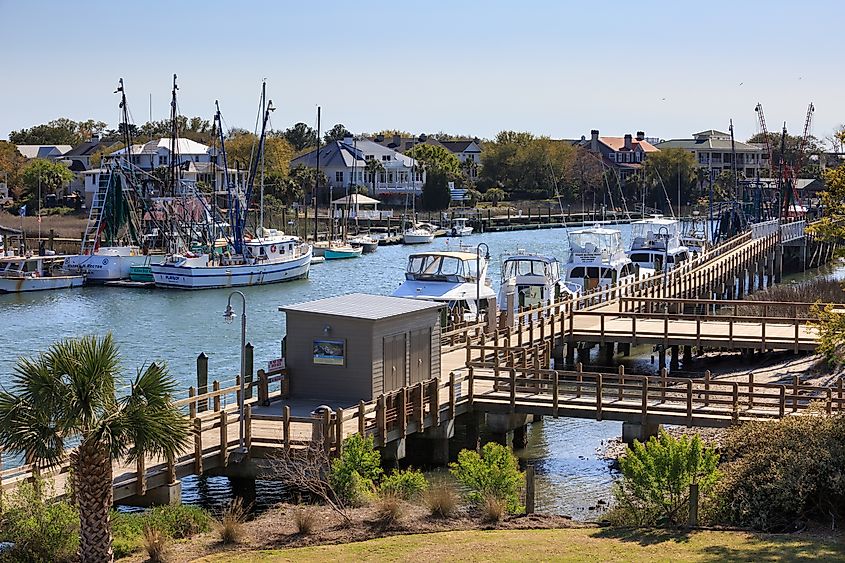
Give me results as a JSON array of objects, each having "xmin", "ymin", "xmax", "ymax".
[
  {"xmin": 393, "ymin": 250, "xmax": 495, "ymax": 322},
  {"xmin": 151, "ymin": 231, "xmax": 312, "ymax": 289},
  {"xmin": 498, "ymin": 252, "xmax": 578, "ymax": 311},
  {"xmin": 564, "ymin": 225, "xmax": 636, "ymax": 292},
  {"xmin": 449, "ymin": 217, "xmax": 473, "ymax": 237},
  {"xmin": 0, "ymin": 255, "xmax": 85, "ymax": 293},
  {"xmin": 403, "ymin": 223, "xmax": 435, "ymax": 245},
  {"xmin": 627, "ymin": 216, "xmax": 691, "ymax": 276}
]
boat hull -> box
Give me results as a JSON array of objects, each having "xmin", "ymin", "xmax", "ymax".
[
  {"xmin": 403, "ymin": 233, "xmax": 435, "ymax": 244},
  {"xmin": 450, "ymin": 227, "xmax": 474, "ymax": 237},
  {"xmin": 325, "ymin": 247, "xmax": 363, "ymax": 260},
  {"xmin": 0, "ymin": 275, "xmax": 84, "ymax": 293},
  {"xmin": 151, "ymin": 251, "xmax": 312, "ymax": 289},
  {"xmin": 64, "ymin": 253, "xmax": 158, "ymax": 282}
]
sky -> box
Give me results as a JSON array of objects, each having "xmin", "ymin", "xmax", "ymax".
[{"xmin": 1, "ymin": 0, "xmax": 843, "ymax": 144}]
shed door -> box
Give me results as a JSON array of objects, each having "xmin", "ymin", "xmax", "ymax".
[
  {"xmin": 409, "ymin": 328, "xmax": 431, "ymax": 384},
  {"xmin": 383, "ymin": 333, "xmax": 406, "ymax": 392}
]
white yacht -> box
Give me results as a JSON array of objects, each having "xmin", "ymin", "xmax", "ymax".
[
  {"xmin": 151, "ymin": 230, "xmax": 311, "ymax": 289},
  {"xmin": 627, "ymin": 216, "xmax": 691, "ymax": 276},
  {"xmin": 0, "ymin": 255, "xmax": 85, "ymax": 293},
  {"xmin": 449, "ymin": 217, "xmax": 473, "ymax": 237},
  {"xmin": 498, "ymin": 252, "xmax": 578, "ymax": 311},
  {"xmin": 564, "ymin": 225, "xmax": 636, "ymax": 292},
  {"xmin": 392, "ymin": 250, "xmax": 496, "ymax": 322},
  {"xmin": 403, "ymin": 223, "xmax": 435, "ymax": 245}
]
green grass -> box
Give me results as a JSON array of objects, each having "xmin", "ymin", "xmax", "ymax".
[{"xmin": 195, "ymin": 527, "xmax": 845, "ymax": 562}]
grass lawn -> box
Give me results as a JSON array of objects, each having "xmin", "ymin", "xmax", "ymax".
[{"xmin": 194, "ymin": 527, "xmax": 845, "ymax": 562}]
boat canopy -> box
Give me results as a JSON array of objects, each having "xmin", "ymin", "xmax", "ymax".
[
  {"xmin": 406, "ymin": 252, "xmax": 481, "ymax": 282},
  {"xmin": 630, "ymin": 218, "xmax": 681, "ymax": 251},
  {"xmin": 502, "ymin": 255, "xmax": 558, "ymax": 279},
  {"xmin": 568, "ymin": 228, "xmax": 624, "ymax": 256}
]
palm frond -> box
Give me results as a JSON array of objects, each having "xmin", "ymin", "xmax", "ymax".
[{"xmin": 0, "ymin": 391, "xmax": 66, "ymax": 466}]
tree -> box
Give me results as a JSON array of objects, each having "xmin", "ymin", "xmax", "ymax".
[
  {"xmin": 747, "ymin": 132, "xmax": 822, "ymax": 178},
  {"xmin": 0, "ymin": 334, "xmax": 190, "ymax": 562},
  {"xmin": 808, "ymin": 163, "xmax": 845, "ymax": 243},
  {"xmin": 136, "ymin": 116, "xmax": 214, "ymax": 144},
  {"xmin": 406, "ymin": 144, "xmax": 462, "ymax": 178},
  {"xmin": 20, "ymin": 159, "xmax": 75, "ymax": 208},
  {"xmin": 323, "ymin": 124, "xmax": 352, "ymax": 145},
  {"xmin": 223, "ymin": 131, "xmax": 294, "ymax": 181},
  {"xmin": 9, "ymin": 118, "xmax": 107, "ymax": 146},
  {"xmin": 363, "ymin": 158, "xmax": 385, "ymax": 195},
  {"xmin": 421, "ymin": 168, "xmax": 451, "ymax": 211},
  {"xmin": 642, "ymin": 147, "xmax": 698, "ymax": 211},
  {"xmin": 289, "ymin": 164, "xmax": 327, "ymax": 203},
  {"xmin": 281, "ymin": 122, "xmax": 317, "ymax": 152},
  {"xmin": 0, "ymin": 141, "xmax": 27, "ymax": 199},
  {"xmin": 90, "ymin": 142, "xmax": 125, "ymax": 168},
  {"xmin": 483, "ymin": 187, "xmax": 506, "ymax": 206}
]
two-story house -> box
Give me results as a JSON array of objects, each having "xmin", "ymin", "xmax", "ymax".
[
  {"xmin": 291, "ymin": 137, "xmax": 423, "ymax": 197},
  {"xmin": 657, "ymin": 130, "xmax": 766, "ymax": 180},
  {"xmin": 575, "ymin": 130, "xmax": 659, "ymax": 180},
  {"xmin": 369, "ymin": 134, "xmax": 482, "ymax": 178}
]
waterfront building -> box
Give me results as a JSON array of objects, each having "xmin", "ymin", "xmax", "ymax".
[
  {"xmin": 291, "ymin": 137, "xmax": 424, "ymax": 196},
  {"xmin": 657, "ymin": 130, "xmax": 767, "ymax": 179},
  {"xmin": 63, "ymin": 136, "xmax": 118, "ymax": 196},
  {"xmin": 575, "ymin": 130, "xmax": 660, "ymax": 180},
  {"xmin": 369, "ymin": 134, "xmax": 482, "ymax": 179}
]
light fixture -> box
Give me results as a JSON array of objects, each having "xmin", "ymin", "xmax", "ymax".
[
  {"xmin": 223, "ymin": 304, "xmax": 235, "ymax": 323},
  {"xmin": 323, "ymin": 324, "xmax": 332, "ymax": 335}
]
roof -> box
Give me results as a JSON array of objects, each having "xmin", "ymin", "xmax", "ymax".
[
  {"xmin": 331, "ymin": 193, "xmax": 380, "ymax": 206},
  {"xmin": 112, "ymin": 138, "xmax": 211, "ymax": 156},
  {"xmin": 280, "ymin": 292, "xmax": 443, "ymax": 320},
  {"xmin": 64, "ymin": 139, "xmax": 113, "ymax": 157},
  {"xmin": 291, "ymin": 139, "xmax": 416, "ymax": 170},
  {"xmin": 438, "ymin": 140, "xmax": 480, "ymax": 153},
  {"xmin": 657, "ymin": 137, "xmax": 763, "ymax": 152},
  {"xmin": 409, "ymin": 251, "xmax": 478, "ymax": 260},
  {"xmin": 15, "ymin": 145, "xmax": 72, "ymax": 159},
  {"xmin": 368, "ymin": 136, "xmax": 480, "ymax": 155},
  {"xmin": 599, "ymin": 137, "xmax": 660, "ymax": 153}
]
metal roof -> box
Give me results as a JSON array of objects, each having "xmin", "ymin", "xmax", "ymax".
[{"xmin": 280, "ymin": 292, "xmax": 443, "ymax": 320}]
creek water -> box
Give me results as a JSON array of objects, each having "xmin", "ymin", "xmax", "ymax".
[{"xmin": 0, "ymin": 221, "xmax": 756, "ymax": 519}]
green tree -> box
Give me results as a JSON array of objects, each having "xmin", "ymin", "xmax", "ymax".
[
  {"xmin": 20, "ymin": 159, "xmax": 75, "ymax": 209},
  {"xmin": 421, "ymin": 168, "xmax": 451, "ymax": 211},
  {"xmin": 614, "ymin": 430, "xmax": 719, "ymax": 526},
  {"xmin": 223, "ymin": 131, "xmax": 294, "ymax": 181},
  {"xmin": 136, "ymin": 116, "xmax": 214, "ymax": 144},
  {"xmin": 364, "ymin": 158, "xmax": 385, "ymax": 195},
  {"xmin": 406, "ymin": 144, "xmax": 462, "ymax": 177},
  {"xmin": 281, "ymin": 122, "xmax": 317, "ymax": 152},
  {"xmin": 0, "ymin": 334, "xmax": 191, "ymax": 562},
  {"xmin": 9, "ymin": 118, "xmax": 107, "ymax": 145},
  {"xmin": 288, "ymin": 164, "xmax": 327, "ymax": 203},
  {"xmin": 642, "ymin": 147, "xmax": 698, "ymax": 211},
  {"xmin": 747, "ymin": 131, "xmax": 822, "ymax": 177},
  {"xmin": 323, "ymin": 124, "xmax": 352, "ymax": 145},
  {"xmin": 0, "ymin": 141, "xmax": 27, "ymax": 200},
  {"xmin": 483, "ymin": 187, "xmax": 506, "ymax": 206}
]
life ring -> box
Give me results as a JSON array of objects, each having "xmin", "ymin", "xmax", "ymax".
[{"xmin": 270, "ymin": 245, "xmax": 277, "ymax": 253}]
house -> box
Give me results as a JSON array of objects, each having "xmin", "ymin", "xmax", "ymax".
[
  {"xmin": 62, "ymin": 136, "xmax": 120, "ymax": 194},
  {"xmin": 291, "ymin": 137, "xmax": 424, "ymax": 196},
  {"xmin": 657, "ymin": 130, "xmax": 766, "ymax": 179},
  {"xmin": 575, "ymin": 130, "xmax": 659, "ymax": 180},
  {"xmin": 369, "ymin": 134, "xmax": 482, "ymax": 178},
  {"xmin": 14, "ymin": 144, "xmax": 72, "ymax": 160}
]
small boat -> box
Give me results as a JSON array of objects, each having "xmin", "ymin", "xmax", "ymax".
[
  {"xmin": 0, "ymin": 255, "xmax": 85, "ymax": 293},
  {"xmin": 349, "ymin": 235, "xmax": 379, "ymax": 253},
  {"xmin": 324, "ymin": 243, "xmax": 363, "ymax": 260},
  {"xmin": 392, "ymin": 250, "xmax": 496, "ymax": 322},
  {"xmin": 450, "ymin": 217, "xmax": 473, "ymax": 237},
  {"xmin": 498, "ymin": 251, "xmax": 578, "ymax": 311},
  {"xmin": 403, "ymin": 224, "xmax": 435, "ymax": 244},
  {"xmin": 564, "ymin": 225, "xmax": 636, "ymax": 292},
  {"xmin": 627, "ymin": 216, "xmax": 691, "ymax": 276}
]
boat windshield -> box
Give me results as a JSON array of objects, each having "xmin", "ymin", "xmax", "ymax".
[
  {"xmin": 569, "ymin": 231, "xmax": 623, "ymax": 255},
  {"xmin": 631, "ymin": 221, "xmax": 680, "ymax": 242},
  {"xmin": 503, "ymin": 258, "xmax": 550, "ymax": 278},
  {"xmin": 406, "ymin": 254, "xmax": 477, "ymax": 281}
]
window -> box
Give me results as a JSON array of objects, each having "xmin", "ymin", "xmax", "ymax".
[
  {"xmin": 381, "ymin": 155, "xmax": 391, "ymax": 161},
  {"xmin": 159, "ymin": 155, "xmax": 168, "ymax": 166},
  {"xmin": 388, "ymin": 173, "xmax": 394, "ymax": 182},
  {"xmin": 379, "ymin": 172, "xmax": 386, "ymax": 183},
  {"xmin": 365, "ymin": 154, "xmax": 374, "ymax": 161},
  {"xmin": 335, "ymin": 171, "xmax": 343, "ymax": 183}
]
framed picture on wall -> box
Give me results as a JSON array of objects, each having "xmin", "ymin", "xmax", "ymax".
[{"xmin": 313, "ymin": 339, "xmax": 345, "ymax": 366}]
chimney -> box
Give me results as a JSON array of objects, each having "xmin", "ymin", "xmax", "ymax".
[
  {"xmin": 342, "ymin": 136, "xmax": 354, "ymax": 145},
  {"xmin": 624, "ymin": 134, "xmax": 633, "ymax": 150},
  {"xmin": 392, "ymin": 134, "xmax": 401, "ymax": 148},
  {"xmin": 636, "ymin": 131, "xmax": 645, "ymax": 141},
  {"xmin": 590, "ymin": 129, "xmax": 599, "ymax": 152},
  {"xmin": 375, "ymin": 134, "xmax": 384, "ymax": 143}
]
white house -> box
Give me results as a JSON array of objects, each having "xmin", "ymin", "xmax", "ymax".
[
  {"xmin": 369, "ymin": 134, "xmax": 482, "ymax": 178},
  {"xmin": 107, "ymin": 137, "xmax": 217, "ymax": 170},
  {"xmin": 658, "ymin": 130, "xmax": 766, "ymax": 179}
]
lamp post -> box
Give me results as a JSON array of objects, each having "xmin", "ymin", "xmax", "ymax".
[
  {"xmin": 223, "ymin": 290, "xmax": 247, "ymax": 451},
  {"xmin": 657, "ymin": 226, "xmax": 670, "ymax": 295},
  {"xmin": 476, "ymin": 242, "xmax": 490, "ymax": 321}
]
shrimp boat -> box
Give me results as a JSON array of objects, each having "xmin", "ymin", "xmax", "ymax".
[
  {"xmin": 0, "ymin": 255, "xmax": 84, "ymax": 293},
  {"xmin": 392, "ymin": 250, "xmax": 495, "ymax": 322},
  {"xmin": 498, "ymin": 251, "xmax": 578, "ymax": 311},
  {"xmin": 564, "ymin": 225, "xmax": 636, "ymax": 292},
  {"xmin": 627, "ymin": 216, "xmax": 691, "ymax": 276}
]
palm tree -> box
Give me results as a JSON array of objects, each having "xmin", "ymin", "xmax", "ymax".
[
  {"xmin": 364, "ymin": 158, "xmax": 385, "ymax": 195},
  {"xmin": 0, "ymin": 334, "xmax": 190, "ymax": 563}
]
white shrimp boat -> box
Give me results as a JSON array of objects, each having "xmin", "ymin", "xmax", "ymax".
[
  {"xmin": 0, "ymin": 255, "xmax": 85, "ymax": 293},
  {"xmin": 564, "ymin": 226, "xmax": 636, "ymax": 292},
  {"xmin": 627, "ymin": 216, "xmax": 691, "ymax": 276},
  {"xmin": 498, "ymin": 252, "xmax": 578, "ymax": 311},
  {"xmin": 151, "ymin": 232, "xmax": 312, "ymax": 289},
  {"xmin": 64, "ymin": 246, "xmax": 161, "ymax": 282}
]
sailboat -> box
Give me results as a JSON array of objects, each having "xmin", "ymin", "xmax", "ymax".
[{"xmin": 151, "ymin": 82, "xmax": 312, "ymax": 289}]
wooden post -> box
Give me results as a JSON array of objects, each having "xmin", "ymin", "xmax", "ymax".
[
  {"xmin": 197, "ymin": 353, "xmax": 209, "ymax": 413},
  {"xmin": 792, "ymin": 375, "xmax": 799, "ymax": 412},
  {"xmin": 552, "ymin": 371, "xmax": 559, "ymax": 418},
  {"xmin": 244, "ymin": 343, "xmax": 254, "ymax": 400},
  {"xmin": 509, "ymin": 368, "xmax": 517, "ymax": 412},
  {"xmin": 193, "ymin": 418, "xmax": 203, "ymax": 474},
  {"xmin": 377, "ymin": 395, "xmax": 387, "ymax": 446},
  {"xmin": 732, "ymin": 382, "xmax": 739, "ymax": 422},
  {"xmin": 219, "ymin": 411, "xmax": 229, "ymax": 466},
  {"xmin": 595, "ymin": 373, "xmax": 603, "ymax": 421},
  {"xmin": 688, "ymin": 483, "xmax": 699, "ymax": 527},
  {"xmin": 135, "ymin": 455, "xmax": 146, "ymax": 496},
  {"xmin": 617, "ymin": 365, "xmax": 624, "ymax": 401},
  {"xmin": 748, "ymin": 372, "xmax": 754, "ymax": 409},
  {"xmin": 429, "ymin": 378, "xmax": 440, "ymax": 427},
  {"xmin": 449, "ymin": 372, "xmax": 456, "ymax": 420},
  {"xmin": 779, "ymin": 386, "xmax": 786, "ymax": 417},
  {"xmin": 468, "ymin": 366, "xmax": 475, "ymax": 408},
  {"xmin": 213, "ymin": 380, "xmax": 221, "ymax": 411},
  {"xmin": 244, "ymin": 404, "xmax": 252, "ymax": 452},
  {"xmin": 686, "ymin": 380, "xmax": 693, "ymax": 426},
  {"xmin": 525, "ymin": 464, "xmax": 536, "ymax": 515},
  {"xmin": 398, "ymin": 388, "xmax": 408, "ymax": 436},
  {"xmin": 188, "ymin": 386, "xmax": 197, "ymax": 419},
  {"xmin": 323, "ymin": 408, "xmax": 332, "ymax": 455},
  {"xmin": 641, "ymin": 377, "xmax": 649, "ymax": 424},
  {"xmin": 576, "ymin": 362, "xmax": 583, "ymax": 398},
  {"xmin": 336, "ymin": 407, "xmax": 345, "ymax": 452},
  {"xmin": 358, "ymin": 400, "xmax": 366, "ymax": 435},
  {"xmin": 416, "ymin": 381, "xmax": 425, "ymax": 429},
  {"xmin": 703, "ymin": 370, "xmax": 711, "ymax": 407},
  {"xmin": 660, "ymin": 368, "xmax": 667, "ymax": 403},
  {"xmin": 235, "ymin": 375, "xmax": 242, "ymax": 409},
  {"xmin": 283, "ymin": 405, "xmax": 291, "ymax": 455},
  {"xmin": 258, "ymin": 369, "xmax": 269, "ymax": 406}
]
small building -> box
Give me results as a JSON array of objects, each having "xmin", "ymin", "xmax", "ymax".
[
  {"xmin": 330, "ymin": 193, "xmax": 386, "ymax": 220},
  {"xmin": 279, "ymin": 293, "xmax": 443, "ymax": 403}
]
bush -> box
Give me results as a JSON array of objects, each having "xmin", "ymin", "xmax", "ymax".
[
  {"xmin": 811, "ymin": 302, "xmax": 845, "ymax": 365},
  {"xmin": 142, "ymin": 526, "xmax": 170, "ymax": 563},
  {"xmin": 293, "ymin": 507, "xmax": 317, "ymax": 535},
  {"xmin": 379, "ymin": 469, "xmax": 428, "ymax": 501},
  {"xmin": 214, "ymin": 498, "xmax": 248, "ymax": 544},
  {"xmin": 610, "ymin": 430, "xmax": 718, "ymax": 527},
  {"xmin": 329, "ymin": 434, "xmax": 382, "ymax": 506},
  {"xmin": 111, "ymin": 504, "xmax": 212, "ymax": 558},
  {"xmin": 0, "ymin": 481, "xmax": 78, "ymax": 563},
  {"xmin": 481, "ymin": 494, "xmax": 505, "ymax": 523},
  {"xmin": 713, "ymin": 409, "xmax": 845, "ymax": 531},
  {"xmin": 423, "ymin": 480, "xmax": 459, "ymax": 518},
  {"xmin": 450, "ymin": 442, "xmax": 524, "ymax": 514},
  {"xmin": 373, "ymin": 493, "xmax": 404, "ymax": 527}
]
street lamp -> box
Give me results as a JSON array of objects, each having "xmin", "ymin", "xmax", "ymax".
[
  {"xmin": 223, "ymin": 290, "xmax": 247, "ymax": 451},
  {"xmin": 476, "ymin": 242, "xmax": 490, "ymax": 321}
]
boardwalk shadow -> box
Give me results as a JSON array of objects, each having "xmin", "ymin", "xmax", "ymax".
[
  {"xmin": 592, "ymin": 526, "xmax": 692, "ymax": 546},
  {"xmin": 698, "ymin": 536, "xmax": 845, "ymax": 562}
]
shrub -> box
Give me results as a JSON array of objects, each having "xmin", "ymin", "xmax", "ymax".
[
  {"xmin": 423, "ymin": 480, "xmax": 459, "ymax": 518},
  {"xmin": 379, "ymin": 469, "xmax": 428, "ymax": 500},
  {"xmin": 481, "ymin": 494, "xmax": 505, "ymax": 523},
  {"xmin": 329, "ymin": 434, "xmax": 382, "ymax": 506},
  {"xmin": 373, "ymin": 493, "xmax": 404, "ymax": 527},
  {"xmin": 111, "ymin": 504, "xmax": 212, "ymax": 558},
  {"xmin": 293, "ymin": 507, "xmax": 317, "ymax": 535},
  {"xmin": 450, "ymin": 442, "xmax": 524, "ymax": 514},
  {"xmin": 142, "ymin": 526, "xmax": 170, "ymax": 563},
  {"xmin": 611, "ymin": 430, "xmax": 718, "ymax": 527},
  {"xmin": 0, "ymin": 480, "xmax": 78, "ymax": 563},
  {"xmin": 713, "ymin": 409, "xmax": 845, "ymax": 531},
  {"xmin": 215, "ymin": 498, "xmax": 247, "ymax": 544},
  {"xmin": 811, "ymin": 302, "xmax": 845, "ymax": 365}
]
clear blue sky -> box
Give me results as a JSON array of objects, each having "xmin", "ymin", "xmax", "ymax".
[{"xmin": 1, "ymin": 0, "xmax": 842, "ymax": 143}]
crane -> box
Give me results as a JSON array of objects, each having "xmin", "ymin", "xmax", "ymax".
[{"xmin": 781, "ymin": 102, "xmax": 814, "ymax": 218}]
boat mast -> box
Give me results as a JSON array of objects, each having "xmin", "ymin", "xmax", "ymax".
[
  {"xmin": 313, "ymin": 106, "xmax": 321, "ymax": 242},
  {"xmin": 237, "ymin": 91, "xmax": 274, "ymax": 253},
  {"xmin": 169, "ymin": 74, "xmax": 179, "ymax": 197},
  {"xmin": 259, "ymin": 80, "xmax": 266, "ymax": 234},
  {"xmin": 214, "ymin": 101, "xmax": 234, "ymax": 252}
]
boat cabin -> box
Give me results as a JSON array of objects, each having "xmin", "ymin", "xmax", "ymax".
[
  {"xmin": 628, "ymin": 217, "xmax": 691, "ymax": 273},
  {"xmin": 499, "ymin": 253, "xmax": 574, "ymax": 309},
  {"xmin": 565, "ymin": 226, "xmax": 635, "ymax": 291}
]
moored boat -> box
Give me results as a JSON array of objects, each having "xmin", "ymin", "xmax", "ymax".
[
  {"xmin": 0, "ymin": 255, "xmax": 85, "ymax": 293},
  {"xmin": 449, "ymin": 217, "xmax": 473, "ymax": 237},
  {"xmin": 324, "ymin": 243, "xmax": 363, "ymax": 260},
  {"xmin": 349, "ymin": 235, "xmax": 378, "ymax": 253},
  {"xmin": 564, "ymin": 225, "xmax": 636, "ymax": 292},
  {"xmin": 627, "ymin": 216, "xmax": 691, "ymax": 276},
  {"xmin": 498, "ymin": 251, "xmax": 578, "ymax": 311},
  {"xmin": 403, "ymin": 223, "xmax": 435, "ymax": 244}
]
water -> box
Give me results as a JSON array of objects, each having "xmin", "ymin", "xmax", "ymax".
[{"xmin": 1, "ymin": 223, "xmax": 628, "ymax": 519}]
